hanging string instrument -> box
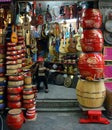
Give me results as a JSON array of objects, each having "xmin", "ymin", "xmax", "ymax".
[
  {"xmin": 67, "ymin": 24, "xmax": 76, "ymax": 53},
  {"xmin": 11, "ymin": 3, "xmax": 18, "ymax": 44},
  {"xmin": 45, "ymin": 4, "xmax": 52, "ymax": 23},
  {"xmin": 30, "ymin": 1, "xmax": 37, "ymax": 26},
  {"xmin": 37, "ymin": 3, "xmax": 44, "ymax": 25}
]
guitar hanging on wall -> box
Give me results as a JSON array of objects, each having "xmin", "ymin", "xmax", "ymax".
[{"xmin": 11, "ymin": 2, "xmax": 18, "ymax": 44}]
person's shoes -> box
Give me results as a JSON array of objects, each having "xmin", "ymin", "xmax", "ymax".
[{"xmin": 45, "ymin": 89, "xmax": 49, "ymax": 93}]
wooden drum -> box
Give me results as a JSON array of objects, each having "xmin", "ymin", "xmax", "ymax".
[
  {"xmin": 24, "ymin": 76, "xmax": 32, "ymax": 85},
  {"xmin": 76, "ymin": 79, "xmax": 106, "ymax": 108},
  {"xmin": 105, "ymin": 82, "xmax": 112, "ymax": 117}
]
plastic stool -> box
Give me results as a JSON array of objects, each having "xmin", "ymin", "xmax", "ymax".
[{"xmin": 79, "ymin": 110, "xmax": 110, "ymax": 124}]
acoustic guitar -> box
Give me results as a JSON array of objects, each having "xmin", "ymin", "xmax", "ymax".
[
  {"xmin": 11, "ymin": 4, "xmax": 18, "ymax": 44},
  {"xmin": 30, "ymin": 2, "xmax": 37, "ymax": 26},
  {"xmin": 0, "ymin": 8, "xmax": 5, "ymax": 29},
  {"xmin": 37, "ymin": 3, "xmax": 44, "ymax": 25},
  {"xmin": 16, "ymin": 2, "xmax": 23, "ymax": 25},
  {"xmin": 59, "ymin": 27, "xmax": 66, "ymax": 54},
  {"xmin": 11, "ymin": 25, "xmax": 18, "ymax": 44},
  {"xmin": 49, "ymin": 36, "xmax": 55, "ymax": 56},
  {"xmin": 67, "ymin": 24, "xmax": 76, "ymax": 53},
  {"xmin": 74, "ymin": 33, "xmax": 82, "ymax": 52},
  {"xmin": 45, "ymin": 4, "xmax": 52, "ymax": 23}
]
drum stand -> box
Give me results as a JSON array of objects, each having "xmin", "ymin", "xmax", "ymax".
[{"xmin": 79, "ymin": 106, "xmax": 110, "ymax": 125}]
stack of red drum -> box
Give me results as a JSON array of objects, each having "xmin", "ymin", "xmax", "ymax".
[
  {"xmin": 0, "ymin": 45, "xmax": 6, "ymax": 110},
  {"xmin": 6, "ymin": 35, "xmax": 26, "ymax": 109},
  {"xmin": 23, "ymin": 72, "xmax": 37, "ymax": 120},
  {"xmin": 76, "ymin": 8, "xmax": 106, "ymax": 108},
  {"xmin": 78, "ymin": 8, "xmax": 104, "ymax": 80}
]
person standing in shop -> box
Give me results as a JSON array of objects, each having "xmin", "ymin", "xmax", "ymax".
[{"xmin": 31, "ymin": 56, "xmax": 49, "ymax": 93}]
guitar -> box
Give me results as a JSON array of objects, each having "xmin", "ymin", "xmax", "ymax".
[
  {"xmin": 11, "ymin": 24, "xmax": 18, "ymax": 44},
  {"xmin": 74, "ymin": 33, "xmax": 82, "ymax": 52},
  {"xmin": 45, "ymin": 4, "xmax": 52, "ymax": 23},
  {"xmin": 59, "ymin": 27, "xmax": 66, "ymax": 54},
  {"xmin": 0, "ymin": 8, "xmax": 5, "ymax": 29},
  {"xmin": 37, "ymin": 3, "xmax": 44, "ymax": 25},
  {"xmin": 67, "ymin": 24, "xmax": 76, "ymax": 53},
  {"xmin": 16, "ymin": 2, "xmax": 23, "ymax": 25},
  {"xmin": 49, "ymin": 36, "xmax": 55, "ymax": 55},
  {"xmin": 30, "ymin": 2, "xmax": 37, "ymax": 26},
  {"xmin": 11, "ymin": 4, "xmax": 18, "ymax": 44}
]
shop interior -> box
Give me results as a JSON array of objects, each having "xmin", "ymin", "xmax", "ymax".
[{"xmin": 1, "ymin": 0, "xmax": 112, "ymax": 128}]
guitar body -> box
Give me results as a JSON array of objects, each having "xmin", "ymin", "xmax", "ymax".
[
  {"xmin": 11, "ymin": 25, "xmax": 18, "ymax": 44},
  {"xmin": 74, "ymin": 34, "xmax": 82, "ymax": 52},
  {"xmin": 67, "ymin": 40, "xmax": 76, "ymax": 53},
  {"xmin": 49, "ymin": 36, "xmax": 55, "ymax": 55},
  {"xmin": 59, "ymin": 39, "xmax": 66, "ymax": 54},
  {"xmin": 64, "ymin": 38, "xmax": 69, "ymax": 53}
]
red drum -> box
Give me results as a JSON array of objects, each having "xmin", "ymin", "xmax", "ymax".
[
  {"xmin": 23, "ymin": 98, "xmax": 35, "ymax": 104},
  {"xmin": 7, "ymin": 94, "xmax": 21, "ymax": 101},
  {"xmin": 81, "ymin": 29, "xmax": 104, "ymax": 52},
  {"xmin": 23, "ymin": 88, "xmax": 34, "ymax": 95},
  {"xmin": 6, "ymin": 109, "xmax": 24, "ymax": 130},
  {"xmin": 23, "ymin": 102, "xmax": 35, "ymax": 109},
  {"xmin": 7, "ymin": 86, "xmax": 23, "ymax": 94},
  {"xmin": 7, "ymin": 101, "xmax": 22, "ymax": 108},
  {"xmin": 80, "ymin": 9, "xmax": 102, "ymax": 29},
  {"xmin": 78, "ymin": 53, "xmax": 104, "ymax": 80},
  {"xmin": 7, "ymin": 51, "xmax": 18, "ymax": 55},
  {"xmin": 8, "ymin": 75, "xmax": 24, "ymax": 81}
]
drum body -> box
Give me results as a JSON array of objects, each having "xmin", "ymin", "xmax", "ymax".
[
  {"xmin": 80, "ymin": 9, "xmax": 102, "ymax": 29},
  {"xmin": 6, "ymin": 109, "xmax": 24, "ymax": 130},
  {"xmin": 80, "ymin": 29, "xmax": 104, "ymax": 52},
  {"xmin": 78, "ymin": 53, "xmax": 104, "ymax": 80},
  {"xmin": 76, "ymin": 79, "xmax": 106, "ymax": 108}
]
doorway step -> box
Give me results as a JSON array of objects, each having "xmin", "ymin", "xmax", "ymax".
[{"xmin": 36, "ymin": 84, "xmax": 80, "ymax": 112}]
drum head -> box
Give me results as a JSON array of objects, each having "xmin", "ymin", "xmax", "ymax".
[
  {"xmin": 55, "ymin": 74, "xmax": 64, "ymax": 85},
  {"xmin": 64, "ymin": 76, "xmax": 72, "ymax": 87},
  {"xmin": 105, "ymin": 20, "xmax": 112, "ymax": 33},
  {"xmin": 104, "ymin": 31, "xmax": 112, "ymax": 45}
]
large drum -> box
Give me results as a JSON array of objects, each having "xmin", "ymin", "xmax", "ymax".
[
  {"xmin": 6, "ymin": 109, "xmax": 24, "ymax": 130},
  {"xmin": 80, "ymin": 9, "xmax": 102, "ymax": 29},
  {"xmin": 80, "ymin": 29, "xmax": 104, "ymax": 52},
  {"xmin": 104, "ymin": 82, "xmax": 112, "ymax": 118},
  {"xmin": 78, "ymin": 53, "xmax": 104, "ymax": 80},
  {"xmin": 76, "ymin": 79, "xmax": 106, "ymax": 108}
]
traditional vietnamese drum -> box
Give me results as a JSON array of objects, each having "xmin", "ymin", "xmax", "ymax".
[
  {"xmin": 80, "ymin": 8, "xmax": 102, "ymax": 29},
  {"xmin": 78, "ymin": 53, "xmax": 104, "ymax": 80},
  {"xmin": 104, "ymin": 82, "xmax": 112, "ymax": 118},
  {"xmin": 80, "ymin": 29, "xmax": 104, "ymax": 52},
  {"xmin": 24, "ymin": 76, "xmax": 32, "ymax": 85},
  {"xmin": 6, "ymin": 109, "xmax": 24, "ymax": 130},
  {"xmin": 76, "ymin": 79, "xmax": 106, "ymax": 108}
]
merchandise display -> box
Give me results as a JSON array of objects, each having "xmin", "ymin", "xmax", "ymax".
[{"xmin": 0, "ymin": 0, "xmax": 111, "ymax": 129}]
